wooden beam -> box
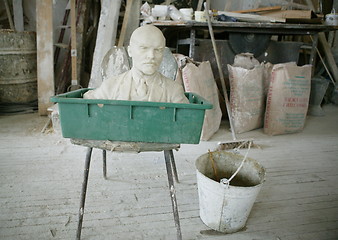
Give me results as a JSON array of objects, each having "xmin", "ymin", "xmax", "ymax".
[
  {"xmin": 306, "ymin": 0, "xmax": 337, "ymax": 83},
  {"xmin": 88, "ymin": 0, "xmax": 122, "ymax": 88},
  {"xmin": 232, "ymin": 6, "xmax": 282, "ymax": 14},
  {"xmin": 36, "ymin": 0, "xmax": 55, "ymax": 115},
  {"xmin": 261, "ymin": 10, "xmax": 314, "ymax": 20},
  {"xmin": 121, "ymin": 0, "xmax": 141, "ymax": 47},
  {"xmin": 12, "ymin": 0, "xmax": 24, "ymax": 31},
  {"xmin": 70, "ymin": 0, "xmax": 79, "ymax": 89},
  {"xmin": 76, "ymin": 0, "xmax": 90, "ymax": 87},
  {"xmin": 71, "ymin": 139, "xmax": 180, "ymax": 153},
  {"xmin": 3, "ymin": 0, "xmax": 15, "ymax": 30},
  {"xmin": 217, "ymin": 11, "xmax": 286, "ymax": 23},
  {"xmin": 197, "ymin": 0, "xmax": 204, "ymax": 11},
  {"xmin": 319, "ymin": 32, "xmax": 338, "ymax": 83},
  {"xmin": 118, "ymin": 0, "xmax": 133, "ymax": 47}
]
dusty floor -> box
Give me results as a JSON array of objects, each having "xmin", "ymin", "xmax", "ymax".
[{"xmin": 0, "ymin": 104, "xmax": 338, "ymax": 240}]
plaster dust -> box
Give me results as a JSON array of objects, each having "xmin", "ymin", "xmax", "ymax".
[{"xmin": 0, "ymin": 104, "xmax": 338, "ymax": 239}]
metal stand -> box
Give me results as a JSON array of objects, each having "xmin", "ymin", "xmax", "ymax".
[
  {"xmin": 76, "ymin": 148, "xmax": 181, "ymax": 240},
  {"xmin": 164, "ymin": 150, "xmax": 182, "ymax": 240},
  {"xmin": 76, "ymin": 147, "xmax": 92, "ymax": 240},
  {"xmin": 102, "ymin": 150, "xmax": 107, "ymax": 179}
]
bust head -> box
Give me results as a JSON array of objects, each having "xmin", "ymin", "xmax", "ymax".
[{"xmin": 128, "ymin": 25, "xmax": 166, "ymax": 76}]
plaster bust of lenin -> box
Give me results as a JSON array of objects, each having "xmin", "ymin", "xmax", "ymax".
[{"xmin": 84, "ymin": 25, "xmax": 189, "ymax": 103}]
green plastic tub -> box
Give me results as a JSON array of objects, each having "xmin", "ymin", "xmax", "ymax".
[{"xmin": 51, "ymin": 88, "xmax": 212, "ymax": 144}]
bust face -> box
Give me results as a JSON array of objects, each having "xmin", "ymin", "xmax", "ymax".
[{"xmin": 128, "ymin": 25, "xmax": 165, "ymax": 76}]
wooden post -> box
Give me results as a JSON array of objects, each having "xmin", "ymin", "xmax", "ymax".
[
  {"xmin": 76, "ymin": 0, "xmax": 90, "ymax": 86},
  {"xmin": 3, "ymin": 0, "xmax": 15, "ymax": 30},
  {"xmin": 197, "ymin": 0, "xmax": 204, "ymax": 11},
  {"xmin": 119, "ymin": 0, "xmax": 141, "ymax": 47},
  {"xmin": 36, "ymin": 0, "xmax": 55, "ymax": 115},
  {"xmin": 118, "ymin": 0, "xmax": 133, "ymax": 47},
  {"xmin": 319, "ymin": 32, "xmax": 338, "ymax": 83},
  {"xmin": 88, "ymin": 0, "xmax": 122, "ymax": 88},
  {"xmin": 70, "ymin": 0, "xmax": 78, "ymax": 88},
  {"xmin": 13, "ymin": 0, "xmax": 24, "ymax": 31}
]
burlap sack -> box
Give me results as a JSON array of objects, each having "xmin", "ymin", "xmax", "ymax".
[{"xmin": 264, "ymin": 62, "xmax": 311, "ymax": 135}]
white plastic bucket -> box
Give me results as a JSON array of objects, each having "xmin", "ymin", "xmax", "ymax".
[
  {"xmin": 179, "ymin": 8, "xmax": 193, "ymax": 20},
  {"xmin": 195, "ymin": 151, "xmax": 265, "ymax": 233},
  {"xmin": 194, "ymin": 11, "xmax": 206, "ymax": 22},
  {"xmin": 152, "ymin": 5, "xmax": 168, "ymax": 20},
  {"xmin": 325, "ymin": 9, "xmax": 338, "ymax": 26}
]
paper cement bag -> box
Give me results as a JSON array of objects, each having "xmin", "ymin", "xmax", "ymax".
[
  {"xmin": 228, "ymin": 63, "xmax": 265, "ymax": 133},
  {"xmin": 173, "ymin": 54, "xmax": 186, "ymax": 86},
  {"xmin": 264, "ymin": 62, "xmax": 312, "ymax": 135},
  {"xmin": 262, "ymin": 62, "xmax": 274, "ymax": 96},
  {"xmin": 181, "ymin": 60, "xmax": 222, "ymax": 141},
  {"xmin": 233, "ymin": 53, "xmax": 260, "ymax": 69}
]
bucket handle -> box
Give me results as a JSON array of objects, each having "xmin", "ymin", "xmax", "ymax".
[{"xmin": 220, "ymin": 141, "xmax": 252, "ymax": 187}]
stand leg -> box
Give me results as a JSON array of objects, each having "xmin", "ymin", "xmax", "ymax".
[
  {"xmin": 76, "ymin": 147, "xmax": 93, "ymax": 240},
  {"xmin": 164, "ymin": 150, "xmax": 182, "ymax": 240},
  {"xmin": 169, "ymin": 150, "xmax": 179, "ymax": 183},
  {"xmin": 102, "ymin": 150, "xmax": 107, "ymax": 179}
]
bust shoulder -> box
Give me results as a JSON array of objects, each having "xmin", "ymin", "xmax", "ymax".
[{"xmin": 159, "ymin": 73, "xmax": 182, "ymax": 89}]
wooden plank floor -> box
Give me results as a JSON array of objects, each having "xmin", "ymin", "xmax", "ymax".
[{"xmin": 0, "ymin": 104, "xmax": 337, "ymax": 240}]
